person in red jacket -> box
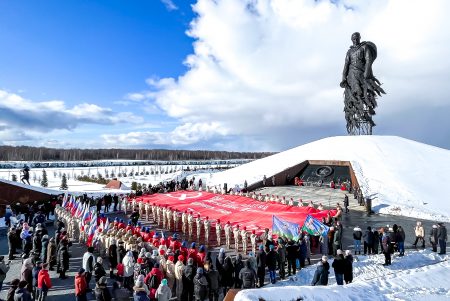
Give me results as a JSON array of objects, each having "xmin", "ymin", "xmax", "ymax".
[
  {"xmin": 169, "ymin": 234, "xmax": 181, "ymax": 251},
  {"xmin": 144, "ymin": 267, "xmax": 164, "ymax": 300},
  {"xmin": 197, "ymin": 245, "xmax": 206, "ymax": 266},
  {"xmin": 188, "ymin": 242, "xmax": 198, "ymax": 263},
  {"xmin": 37, "ymin": 263, "xmax": 52, "ymax": 301},
  {"xmin": 75, "ymin": 268, "xmax": 88, "ymax": 301}
]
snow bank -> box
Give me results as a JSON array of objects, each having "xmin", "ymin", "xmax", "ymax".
[
  {"xmin": 236, "ymin": 250, "xmax": 449, "ymax": 301},
  {"xmin": 207, "ymin": 136, "xmax": 450, "ymax": 222}
]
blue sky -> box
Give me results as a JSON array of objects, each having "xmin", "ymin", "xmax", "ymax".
[{"xmin": 1, "ymin": 0, "xmax": 450, "ymax": 151}]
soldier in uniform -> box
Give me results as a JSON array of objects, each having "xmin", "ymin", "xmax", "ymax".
[
  {"xmin": 173, "ymin": 209, "xmax": 180, "ymax": 232},
  {"xmin": 188, "ymin": 212, "xmax": 194, "ymax": 239},
  {"xmin": 195, "ymin": 215, "xmax": 202, "ymax": 243},
  {"xmin": 215, "ymin": 219, "xmax": 222, "ymax": 246},
  {"xmin": 250, "ymin": 230, "xmax": 258, "ymax": 255},
  {"xmin": 162, "ymin": 206, "xmax": 167, "ymax": 229},
  {"xmin": 204, "ymin": 216, "xmax": 211, "ymax": 246},
  {"xmin": 224, "ymin": 221, "xmax": 232, "ymax": 250},
  {"xmin": 166, "ymin": 207, "xmax": 173, "ymax": 231},
  {"xmin": 241, "ymin": 226, "xmax": 248, "ymax": 254},
  {"xmin": 233, "ymin": 225, "xmax": 240, "ymax": 252},
  {"xmin": 182, "ymin": 210, "xmax": 188, "ymax": 235},
  {"xmin": 144, "ymin": 201, "xmax": 150, "ymax": 221}
]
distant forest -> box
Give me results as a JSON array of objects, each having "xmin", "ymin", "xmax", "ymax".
[{"xmin": 0, "ymin": 146, "xmax": 274, "ymax": 161}]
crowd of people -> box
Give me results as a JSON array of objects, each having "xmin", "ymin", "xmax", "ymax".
[{"xmin": 0, "ymin": 184, "xmax": 448, "ymax": 301}]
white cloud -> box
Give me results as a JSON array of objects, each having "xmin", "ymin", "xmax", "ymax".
[
  {"xmin": 161, "ymin": 0, "xmax": 178, "ymax": 11},
  {"xmin": 128, "ymin": 0, "xmax": 450, "ymax": 150},
  {"xmin": 0, "ymin": 89, "xmax": 143, "ymax": 135},
  {"xmin": 102, "ymin": 121, "xmax": 228, "ymax": 147}
]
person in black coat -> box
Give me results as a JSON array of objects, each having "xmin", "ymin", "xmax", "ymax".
[
  {"xmin": 372, "ymin": 229, "xmax": 380, "ymax": 254},
  {"xmin": 108, "ymin": 240, "xmax": 118, "ymax": 277},
  {"xmin": 233, "ymin": 254, "xmax": 244, "ymax": 288},
  {"xmin": 205, "ymin": 263, "xmax": 220, "ymax": 301},
  {"xmin": 256, "ymin": 246, "xmax": 267, "ymax": 288},
  {"xmin": 94, "ymin": 276, "xmax": 112, "ymax": 301},
  {"xmin": 182, "ymin": 258, "xmax": 196, "ymax": 301},
  {"xmin": 344, "ymin": 250, "xmax": 353, "ymax": 284},
  {"xmin": 332, "ymin": 250, "xmax": 345, "ymax": 285},
  {"xmin": 286, "ymin": 240, "xmax": 298, "ymax": 276},
  {"xmin": 221, "ymin": 257, "xmax": 234, "ymax": 296},
  {"xmin": 40, "ymin": 235, "xmax": 49, "ymax": 264},
  {"xmin": 7, "ymin": 278, "xmax": 20, "ymax": 301},
  {"xmin": 266, "ymin": 245, "xmax": 278, "ymax": 284},
  {"xmin": 239, "ymin": 260, "xmax": 257, "ymax": 289},
  {"xmin": 193, "ymin": 268, "xmax": 209, "ymax": 301},
  {"xmin": 94, "ymin": 258, "xmax": 107, "ymax": 284},
  {"xmin": 429, "ymin": 225, "xmax": 439, "ymax": 252},
  {"xmin": 363, "ymin": 227, "xmax": 373, "ymax": 255},
  {"xmin": 8, "ymin": 227, "xmax": 16, "ymax": 260},
  {"xmin": 14, "ymin": 280, "xmax": 31, "ymax": 301},
  {"xmin": 57, "ymin": 242, "xmax": 69, "ymax": 279},
  {"xmin": 311, "ymin": 256, "xmax": 330, "ymax": 286}
]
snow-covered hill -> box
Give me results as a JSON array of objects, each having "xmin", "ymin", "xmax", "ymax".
[{"xmin": 207, "ymin": 136, "xmax": 450, "ymax": 222}]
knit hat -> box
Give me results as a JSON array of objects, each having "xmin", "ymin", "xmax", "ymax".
[
  {"xmin": 345, "ymin": 250, "xmax": 352, "ymax": 256},
  {"xmin": 168, "ymin": 256, "xmax": 174, "ymax": 262},
  {"xmin": 161, "ymin": 279, "xmax": 168, "ymax": 286},
  {"xmin": 199, "ymin": 245, "xmax": 205, "ymax": 252},
  {"xmin": 78, "ymin": 268, "xmax": 85, "ymax": 275},
  {"xmin": 191, "ymin": 242, "xmax": 196, "ymax": 249},
  {"xmin": 269, "ymin": 245, "xmax": 274, "ymax": 250},
  {"xmin": 178, "ymin": 255, "xmax": 185, "ymax": 262},
  {"xmin": 197, "ymin": 267, "xmax": 204, "ymax": 275},
  {"xmin": 336, "ymin": 249, "xmax": 343, "ymax": 255},
  {"xmin": 219, "ymin": 248, "xmax": 225, "ymax": 253},
  {"xmin": 259, "ymin": 245, "xmax": 264, "ymax": 251},
  {"xmin": 159, "ymin": 249, "xmax": 165, "ymax": 256},
  {"xmin": 145, "ymin": 252, "xmax": 152, "ymax": 258},
  {"xmin": 322, "ymin": 255, "xmax": 328, "ymax": 262},
  {"xmin": 152, "ymin": 250, "xmax": 159, "ymax": 256}
]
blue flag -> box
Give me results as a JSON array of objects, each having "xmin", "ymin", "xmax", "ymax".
[
  {"xmin": 272, "ymin": 215, "xmax": 300, "ymax": 241},
  {"xmin": 301, "ymin": 215, "xmax": 329, "ymax": 236}
]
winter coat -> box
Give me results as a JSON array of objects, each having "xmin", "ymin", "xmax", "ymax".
[
  {"xmin": 94, "ymin": 284, "xmax": 112, "ymax": 301},
  {"xmin": 415, "ymin": 224, "xmax": 424, "ymax": 237},
  {"xmin": 82, "ymin": 252, "xmax": 95, "ymax": 273},
  {"xmin": 437, "ymin": 225, "xmax": 447, "ymax": 241},
  {"xmin": 13, "ymin": 288, "xmax": 32, "ymax": 301},
  {"xmin": 7, "ymin": 286, "xmax": 17, "ymax": 301},
  {"xmin": 363, "ymin": 230, "xmax": 374, "ymax": 244},
  {"xmin": 32, "ymin": 234, "xmax": 42, "ymax": 256},
  {"xmin": 165, "ymin": 260, "xmax": 176, "ymax": 288},
  {"xmin": 57, "ymin": 246, "xmax": 70, "ymax": 271},
  {"xmin": 311, "ymin": 261, "xmax": 329, "ymax": 286},
  {"xmin": 47, "ymin": 240, "xmax": 57, "ymax": 265},
  {"xmin": 108, "ymin": 244, "xmax": 118, "ymax": 268},
  {"xmin": 221, "ymin": 258, "xmax": 235, "ymax": 288},
  {"xmin": 382, "ymin": 233, "xmax": 391, "ymax": 253},
  {"xmin": 41, "ymin": 236, "xmax": 49, "ymax": 263},
  {"xmin": 256, "ymin": 250, "xmax": 267, "ymax": 268},
  {"xmin": 286, "ymin": 243, "xmax": 298, "ymax": 260},
  {"xmin": 75, "ymin": 274, "xmax": 87, "ymax": 296},
  {"xmin": 299, "ymin": 241, "xmax": 307, "ymax": 259},
  {"xmin": 344, "ymin": 255, "xmax": 353, "ymax": 283},
  {"xmin": 430, "ymin": 227, "xmax": 438, "ymax": 244},
  {"xmin": 353, "ymin": 228, "xmax": 362, "ymax": 240},
  {"xmin": 123, "ymin": 253, "xmax": 135, "ymax": 277},
  {"xmin": 332, "ymin": 255, "xmax": 345, "ymax": 275},
  {"xmin": 94, "ymin": 262, "xmax": 107, "ymax": 283},
  {"xmin": 0, "ymin": 262, "xmax": 10, "ymax": 282},
  {"xmin": 239, "ymin": 266, "xmax": 256, "ymax": 288},
  {"xmin": 266, "ymin": 250, "xmax": 278, "ymax": 270},
  {"xmin": 233, "ymin": 255, "xmax": 244, "ymax": 282},
  {"xmin": 277, "ymin": 244, "xmax": 287, "ymax": 262},
  {"xmin": 155, "ymin": 284, "xmax": 171, "ymax": 301},
  {"xmin": 37, "ymin": 269, "xmax": 52, "ymax": 291},
  {"xmin": 133, "ymin": 288, "xmax": 150, "ymax": 301},
  {"xmin": 333, "ymin": 230, "xmax": 341, "ymax": 247},
  {"xmin": 193, "ymin": 274, "xmax": 209, "ymax": 300},
  {"xmin": 205, "ymin": 268, "xmax": 220, "ymax": 291},
  {"xmin": 396, "ymin": 229, "xmax": 405, "ymax": 243}
]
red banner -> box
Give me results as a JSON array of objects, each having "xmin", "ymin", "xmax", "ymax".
[{"xmin": 136, "ymin": 191, "xmax": 335, "ymax": 233}]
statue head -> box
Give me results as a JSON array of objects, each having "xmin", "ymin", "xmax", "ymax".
[{"xmin": 351, "ymin": 32, "xmax": 361, "ymax": 46}]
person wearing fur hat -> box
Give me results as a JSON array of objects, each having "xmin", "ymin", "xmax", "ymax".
[
  {"xmin": 203, "ymin": 217, "xmax": 211, "ymax": 246},
  {"xmin": 429, "ymin": 224, "xmax": 439, "ymax": 252},
  {"xmin": 94, "ymin": 276, "xmax": 111, "ymax": 301},
  {"xmin": 311, "ymin": 256, "xmax": 329, "ymax": 286},
  {"xmin": 413, "ymin": 221, "xmax": 425, "ymax": 248},
  {"xmin": 194, "ymin": 267, "xmax": 209, "ymax": 301},
  {"xmin": 332, "ymin": 249, "xmax": 345, "ymax": 285},
  {"xmin": 174, "ymin": 255, "xmax": 185, "ymax": 300}
]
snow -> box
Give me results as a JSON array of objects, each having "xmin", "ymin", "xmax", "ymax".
[
  {"xmin": 207, "ymin": 136, "xmax": 450, "ymax": 222},
  {"xmin": 236, "ymin": 250, "xmax": 450, "ymax": 301}
]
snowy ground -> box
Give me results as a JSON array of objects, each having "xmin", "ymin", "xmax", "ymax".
[
  {"xmin": 236, "ymin": 250, "xmax": 449, "ymax": 301},
  {"xmin": 207, "ymin": 136, "xmax": 450, "ymax": 223},
  {"xmin": 0, "ymin": 163, "xmax": 229, "ymax": 194}
]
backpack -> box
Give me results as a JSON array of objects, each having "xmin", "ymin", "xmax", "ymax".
[{"xmin": 148, "ymin": 274, "xmax": 159, "ymax": 289}]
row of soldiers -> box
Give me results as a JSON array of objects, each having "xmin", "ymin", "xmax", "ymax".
[{"xmin": 128, "ymin": 199, "xmax": 275, "ymax": 256}]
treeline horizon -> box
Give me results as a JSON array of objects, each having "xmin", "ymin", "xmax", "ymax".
[{"xmin": 0, "ymin": 145, "xmax": 275, "ymax": 161}]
